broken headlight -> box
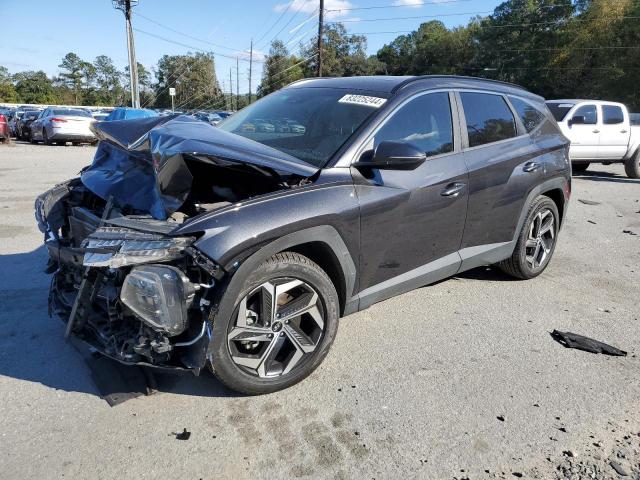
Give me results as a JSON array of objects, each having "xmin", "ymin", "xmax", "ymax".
[
  {"xmin": 120, "ymin": 265, "xmax": 196, "ymax": 336},
  {"xmin": 82, "ymin": 227, "xmax": 194, "ymax": 268}
]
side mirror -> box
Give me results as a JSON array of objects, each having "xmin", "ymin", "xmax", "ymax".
[
  {"xmin": 568, "ymin": 115, "xmax": 585, "ymax": 126},
  {"xmin": 353, "ymin": 140, "xmax": 427, "ymax": 171}
]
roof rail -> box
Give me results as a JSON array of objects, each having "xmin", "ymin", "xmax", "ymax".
[{"xmin": 391, "ymin": 75, "xmax": 529, "ymax": 93}]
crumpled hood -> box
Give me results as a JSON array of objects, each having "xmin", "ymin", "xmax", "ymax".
[{"xmin": 81, "ymin": 115, "xmax": 317, "ymax": 220}]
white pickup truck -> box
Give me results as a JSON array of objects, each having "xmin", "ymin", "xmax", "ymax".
[{"xmin": 546, "ymin": 100, "xmax": 640, "ymax": 178}]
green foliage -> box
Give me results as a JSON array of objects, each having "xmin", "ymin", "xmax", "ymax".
[
  {"xmin": 154, "ymin": 52, "xmax": 222, "ymax": 109},
  {"xmin": 0, "ymin": 66, "xmax": 18, "ymax": 102},
  {"xmin": 258, "ymin": 40, "xmax": 305, "ymax": 97},
  {"xmin": 13, "ymin": 71, "xmax": 59, "ymax": 104},
  {"xmin": 373, "ymin": 0, "xmax": 640, "ymax": 110}
]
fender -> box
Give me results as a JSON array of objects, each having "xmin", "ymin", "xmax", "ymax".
[
  {"xmin": 203, "ymin": 225, "xmax": 358, "ymax": 358},
  {"xmin": 458, "ymin": 175, "xmax": 570, "ymax": 272}
]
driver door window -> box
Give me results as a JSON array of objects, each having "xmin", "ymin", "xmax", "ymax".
[{"xmin": 373, "ymin": 92, "xmax": 454, "ymax": 158}]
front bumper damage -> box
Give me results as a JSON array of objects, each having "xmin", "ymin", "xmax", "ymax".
[{"xmin": 36, "ymin": 181, "xmax": 224, "ymax": 374}]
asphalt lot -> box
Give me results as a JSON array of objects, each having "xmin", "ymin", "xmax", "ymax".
[{"xmin": 0, "ymin": 140, "xmax": 639, "ymax": 480}]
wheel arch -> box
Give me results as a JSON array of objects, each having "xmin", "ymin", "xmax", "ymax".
[{"xmin": 541, "ymin": 187, "xmax": 566, "ymax": 227}]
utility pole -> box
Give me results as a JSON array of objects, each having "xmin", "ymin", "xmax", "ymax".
[
  {"xmin": 248, "ymin": 39, "xmax": 253, "ymax": 105},
  {"xmin": 317, "ymin": 0, "xmax": 324, "ymax": 77},
  {"xmin": 236, "ymin": 57, "xmax": 240, "ymax": 111},
  {"xmin": 113, "ymin": 0, "xmax": 140, "ymax": 107},
  {"xmin": 229, "ymin": 68, "xmax": 233, "ymax": 111}
]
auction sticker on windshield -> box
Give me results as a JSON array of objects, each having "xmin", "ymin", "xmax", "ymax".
[{"xmin": 338, "ymin": 94, "xmax": 387, "ymax": 108}]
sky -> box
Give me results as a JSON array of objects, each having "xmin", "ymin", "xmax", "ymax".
[{"xmin": 0, "ymin": 0, "xmax": 502, "ymax": 95}]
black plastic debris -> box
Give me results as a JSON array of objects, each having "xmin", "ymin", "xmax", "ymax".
[
  {"xmin": 622, "ymin": 229, "xmax": 637, "ymax": 236},
  {"xmin": 551, "ymin": 330, "xmax": 627, "ymax": 356},
  {"xmin": 175, "ymin": 428, "xmax": 191, "ymax": 440},
  {"xmin": 578, "ymin": 199, "xmax": 601, "ymax": 205}
]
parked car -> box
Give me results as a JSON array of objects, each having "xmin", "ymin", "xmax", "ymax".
[
  {"xmin": 35, "ymin": 76, "xmax": 570, "ymax": 394},
  {"xmin": 8, "ymin": 111, "xmax": 24, "ymax": 137},
  {"xmin": 16, "ymin": 109, "xmax": 42, "ymax": 141},
  {"xmin": 0, "ymin": 114, "xmax": 9, "ymax": 143},
  {"xmin": 30, "ymin": 107, "xmax": 96, "ymax": 145},
  {"xmin": 194, "ymin": 111, "xmax": 223, "ymax": 126},
  {"xmin": 546, "ymin": 99, "xmax": 640, "ymax": 178},
  {"xmin": 104, "ymin": 107, "xmax": 158, "ymax": 121}
]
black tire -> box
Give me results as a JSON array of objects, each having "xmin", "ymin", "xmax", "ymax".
[
  {"xmin": 572, "ymin": 163, "xmax": 589, "ymax": 174},
  {"xmin": 624, "ymin": 151, "xmax": 640, "ymax": 179},
  {"xmin": 499, "ymin": 195, "xmax": 559, "ymax": 280},
  {"xmin": 43, "ymin": 129, "xmax": 52, "ymax": 145},
  {"xmin": 209, "ymin": 252, "xmax": 339, "ymax": 395}
]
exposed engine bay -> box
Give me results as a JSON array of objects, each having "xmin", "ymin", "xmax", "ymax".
[{"xmin": 35, "ymin": 115, "xmax": 315, "ymax": 372}]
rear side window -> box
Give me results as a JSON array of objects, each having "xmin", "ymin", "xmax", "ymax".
[
  {"xmin": 509, "ymin": 96, "xmax": 546, "ymax": 133},
  {"xmin": 460, "ymin": 92, "xmax": 517, "ymax": 148},
  {"xmin": 572, "ymin": 105, "xmax": 597, "ymax": 125},
  {"xmin": 374, "ymin": 92, "xmax": 454, "ymax": 157},
  {"xmin": 602, "ymin": 105, "xmax": 624, "ymax": 125}
]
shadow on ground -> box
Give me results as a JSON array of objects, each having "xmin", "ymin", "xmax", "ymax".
[
  {"xmin": 0, "ymin": 245, "xmax": 238, "ymax": 401},
  {"xmin": 573, "ymin": 167, "xmax": 640, "ymax": 184}
]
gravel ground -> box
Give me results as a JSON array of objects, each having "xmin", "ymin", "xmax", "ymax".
[{"xmin": 0, "ymin": 141, "xmax": 639, "ymax": 480}]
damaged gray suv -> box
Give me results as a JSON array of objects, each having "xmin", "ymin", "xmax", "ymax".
[{"xmin": 36, "ymin": 76, "xmax": 571, "ymax": 394}]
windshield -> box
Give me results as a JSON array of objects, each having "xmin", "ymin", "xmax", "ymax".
[
  {"xmin": 546, "ymin": 102, "xmax": 575, "ymax": 122},
  {"xmin": 52, "ymin": 108, "xmax": 92, "ymax": 117},
  {"xmin": 218, "ymin": 87, "xmax": 389, "ymax": 167}
]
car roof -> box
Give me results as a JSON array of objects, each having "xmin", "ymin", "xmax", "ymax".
[{"xmin": 287, "ymin": 75, "xmax": 535, "ymax": 98}]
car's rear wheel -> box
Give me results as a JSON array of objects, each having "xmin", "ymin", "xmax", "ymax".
[
  {"xmin": 572, "ymin": 163, "xmax": 589, "ymax": 174},
  {"xmin": 624, "ymin": 151, "xmax": 640, "ymax": 179},
  {"xmin": 499, "ymin": 196, "xmax": 559, "ymax": 280},
  {"xmin": 209, "ymin": 252, "xmax": 339, "ymax": 395}
]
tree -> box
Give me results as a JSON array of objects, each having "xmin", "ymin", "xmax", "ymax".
[
  {"xmin": 301, "ymin": 23, "xmax": 380, "ymax": 78},
  {"xmin": 0, "ymin": 66, "xmax": 17, "ymax": 102},
  {"xmin": 258, "ymin": 40, "xmax": 304, "ymax": 97},
  {"xmin": 58, "ymin": 52, "xmax": 85, "ymax": 104},
  {"xmin": 13, "ymin": 71, "xmax": 58, "ymax": 104},
  {"xmin": 95, "ymin": 55, "xmax": 124, "ymax": 105},
  {"xmin": 154, "ymin": 52, "xmax": 222, "ymax": 110}
]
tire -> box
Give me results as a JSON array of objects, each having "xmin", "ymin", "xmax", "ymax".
[
  {"xmin": 572, "ymin": 163, "xmax": 589, "ymax": 174},
  {"xmin": 209, "ymin": 252, "xmax": 339, "ymax": 395},
  {"xmin": 624, "ymin": 151, "xmax": 640, "ymax": 179},
  {"xmin": 499, "ymin": 195, "xmax": 560, "ymax": 280}
]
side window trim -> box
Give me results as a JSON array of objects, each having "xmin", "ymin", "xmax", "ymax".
[
  {"xmin": 503, "ymin": 95, "xmax": 528, "ymax": 136},
  {"xmin": 455, "ymin": 89, "xmax": 530, "ymax": 151},
  {"xmin": 351, "ymin": 89, "xmax": 460, "ymax": 165}
]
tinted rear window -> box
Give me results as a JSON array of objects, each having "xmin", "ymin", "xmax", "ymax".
[
  {"xmin": 52, "ymin": 109, "xmax": 92, "ymax": 117},
  {"xmin": 602, "ymin": 105, "xmax": 624, "ymax": 125},
  {"xmin": 460, "ymin": 92, "xmax": 517, "ymax": 148},
  {"xmin": 546, "ymin": 103, "xmax": 575, "ymax": 122},
  {"xmin": 509, "ymin": 96, "xmax": 546, "ymax": 133}
]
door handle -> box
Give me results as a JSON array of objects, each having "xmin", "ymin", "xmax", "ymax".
[
  {"xmin": 440, "ymin": 182, "xmax": 465, "ymax": 197},
  {"xmin": 523, "ymin": 162, "xmax": 541, "ymax": 173},
  {"xmin": 592, "ymin": 129, "xmax": 600, "ymax": 133},
  {"xmin": 621, "ymin": 129, "xmax": 628, "ymax": 133}
]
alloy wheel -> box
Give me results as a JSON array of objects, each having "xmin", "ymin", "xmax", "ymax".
[
  {"xmin": 525, "ymin": 208, "xmax": 555, "ymax": 269},
  {"xmin": 227, "ymin": 278, "xmax": 325, "ymax": 378}
]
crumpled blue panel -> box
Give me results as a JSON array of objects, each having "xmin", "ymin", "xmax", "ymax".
[
  {"xmin": 80, "ymin": 115, "xmax": 317, "ymax": 220},
  {"xmin": 81, "ymin": 141, "xmax": 184, "ymax": 220}
]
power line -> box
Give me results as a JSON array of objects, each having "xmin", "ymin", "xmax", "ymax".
[
  {"xmin": 326, "ymin": 0, "xmax": 474, "ymax": 12},
  {"xmin": 258, "ymin": 1, "xmax": 310, "ymax": 50},
  {"xmin": 348, "ymin": 15, "xmax": 640, "ymax": 34},
  {"xmin": 254, "ymin": 0, "xmax": 295, "ymax": 46}
]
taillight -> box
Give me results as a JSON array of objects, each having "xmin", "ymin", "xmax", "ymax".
[{"xmin": 51, "ymin": 117, "xmax": 67, "ymax": 123}]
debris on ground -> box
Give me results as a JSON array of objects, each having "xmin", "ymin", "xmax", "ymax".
[
  {"xmin": 550, "ymin": 330, "xmax": 627, "ymax": 356},
  {"xmin": 578, "ymin": 199, "xmax": 601, "ymax": 205},
  {"xmin": 610, "ymin": 460, "xmax": 630, "ymax": 476},
  {"xmin": 497, "ymin": 415, "xmax": 505, "ymax": 422},
  {"xmin": 174, "ymin": 428, "xmax": 191, "ymax": 440},
  {"xmin": 587, "ymin": 220, "xmax": 597, "ymax": 225},
  {"xmin": 622, "ymin": 229, "xmax": 637, "ymax": 236}
]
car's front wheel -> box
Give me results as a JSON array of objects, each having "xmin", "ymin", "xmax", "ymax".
[
  {"xmin": 499, "ymin": 195, "xmax": 559, "ymax": 279},
  {"xmin": 209, "ymin": 252, "xmax": 339, "ymax": 394}
]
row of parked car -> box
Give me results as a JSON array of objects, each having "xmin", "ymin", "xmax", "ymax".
[{"xmin": 0, "ymin": 105, "xmax": 234, "ymax": 145}]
